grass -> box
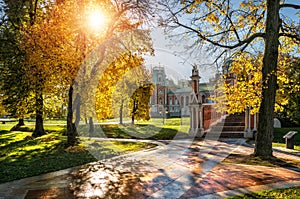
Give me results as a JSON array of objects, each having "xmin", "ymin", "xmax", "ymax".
[
  {"xmin": 0, "ymin": 123, "xmax": 157, "ymax": 183},
  {"xmin": 103, "ymin": 124, "xmax": 182, "ymax": 140},
  {"xmin": 77, "ymin": 117, "xmax": 190, "ymax": 140},
  {"xmin": 271, "ymin": 127, "xmax": 300, "ymax": 155},
  {"xmin": 227, "ymin": 186, "xmax": 300, "ymax": 198},
  {"xmin": 272, "ymin": 142, "xmax": 300, "ymax": 153},
  {"xmin": 0, "ymin": 123, "xmax": 17, "ymax": 131},
  {"xmin": 273, "ymin": 127, "xmax": 300, "ymax": 145}
]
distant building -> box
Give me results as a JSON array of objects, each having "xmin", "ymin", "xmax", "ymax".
[{"xmin": 150, "ymin": 66, "xmax": 215, "ymax": 118}]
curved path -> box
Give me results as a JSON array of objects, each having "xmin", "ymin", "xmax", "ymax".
[{"xmin": 1, "ymin": 138, "xmax": 300, "ymax": 198}]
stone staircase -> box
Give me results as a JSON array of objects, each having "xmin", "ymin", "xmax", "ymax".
[{"xmin": 205, "ymin": 113, "xmax": 245, "ymax": 138}]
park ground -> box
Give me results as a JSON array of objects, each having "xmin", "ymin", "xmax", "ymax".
[{"xmin": 1, "ymin": 118, "xmax": 300, "ymax": 198}]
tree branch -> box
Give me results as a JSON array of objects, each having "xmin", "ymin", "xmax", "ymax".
[
  {"xmin": 174, "ymin": 19, "xmax": 265, "ymax": 49},
  {"xmin": 280, "ymin": 4, "xmax": 300, "ymax": 9},
  {"xmin": 279, "ymin": 33, "xmax": 300, "ymax": 42}
]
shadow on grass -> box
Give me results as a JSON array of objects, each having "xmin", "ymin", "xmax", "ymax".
[
  {"xmin": 91, "ymin": 124, "xmax": 187, "ymax": 140},
  {"xmin": 0, "ymin": 130, "xmax": 34, "ymax": 151},
  {"xmin": 16, "ymin": 125, "xmax": 66, "ymax": 134},
  {"xmin": 0, "ymin": 127, "xmax": 159, "ymax": 184},
  {"xmin": 0, "ymin": 130, "xmax": 96, "ymax": 183},
  {"xmin": 229, "ymin": 192, "xmax": 278, "ymax": 199},
  {"xmin": 0, "ymin": 130, "xmax": 16, "ymax": 145}
]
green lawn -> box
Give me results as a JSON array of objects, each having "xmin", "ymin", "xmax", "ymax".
[
  {"xmin": 273, "ymin": 127, "xmax": 300, "ymax": 145},
  {"xmin": 76, "ymin": 117, "xmax": 190, "ymax": 140},
  {"xmin": 227, "ymin": 186, "xmax": 300, "ymax": 198},
  {"xmin": 0, "ymin": 124, "xmax": 156, "ymax": 183}
]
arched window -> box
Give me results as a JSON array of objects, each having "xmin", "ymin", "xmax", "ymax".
[
  {"xmin": 181, "ymin": 96, "xmax": 184, "ymax": 106},
  {"xmin": 158, "ymin": 74, "xmax": 162, "ymax": 84},
  {"xmin": 186, "ymin": 96, "xmax": 189, "ymax": 106}
]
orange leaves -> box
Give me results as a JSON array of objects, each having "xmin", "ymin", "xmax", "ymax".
[{"xmin": 206, "ymin": 13, "xmax": 219, "ymax": 23}]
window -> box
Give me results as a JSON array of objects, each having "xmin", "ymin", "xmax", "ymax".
[{"xmin": 158, "ymin": 75, "xmax": 162, "ymax": 83}]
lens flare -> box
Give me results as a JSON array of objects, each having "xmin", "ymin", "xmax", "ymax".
[{"xmin": 87, "ymin": 10, "xmax": 107, "ymax": 31}]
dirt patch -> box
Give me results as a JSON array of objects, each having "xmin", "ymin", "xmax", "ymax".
[{"xmin": 223, "ymin": 153, "xmax": 300, "ymax": 168}]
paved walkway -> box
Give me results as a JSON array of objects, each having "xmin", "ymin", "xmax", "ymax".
[{"xmin": 1, "ymin": 138, "xmax": 300, "ymax": 198}]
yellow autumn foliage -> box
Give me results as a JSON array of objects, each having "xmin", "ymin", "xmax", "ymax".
[
  {"xmin": 215, "ymin": 52, "xmax": 296, "ymax": 115},
  {"xmin": 94, "ymin": 53, "xmax": 151, "ymax": 120}
]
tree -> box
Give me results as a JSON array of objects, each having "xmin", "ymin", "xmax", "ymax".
[
  {"xmin": 95, "ymin": 53, "xmax": 138, "ymax": 121},
  {"xmin": 1, "ymin": 60, "xmax": 33, "ymax": 129},
  {"xmin": 215, "ymin": 53, "xmax": 299, "ymax": 125},
  {"xmin": 113, "ymin": 66, "xmax": 152, "ymax": 125},
  {"xmin": 160, "ymin": 0, "xmax": 300, "ymax": 158},
  {"xmin": 215, "ymin": 53, "xmax": 262, "ymax": 115},
  {"xmin": 276, "ymin": 57, "xmax": 300, "ymax": 125},
  {"xmin": 95, "ymin": 53, "xmax": 152, "ymax": 124},
  {"xmin": 0, "ymin": 0, "xmax": 44, "ymax": 131},
  {"xmin": 130, "ymin": 83, "xmax": 153, "ymax": 125},
  {"xmin": 28, "ymin": 0, "xmax": 153, "ymax": 145},
  {"xmin": 16, "ymin": 0, "xmax": 65, "ymax": 137}
]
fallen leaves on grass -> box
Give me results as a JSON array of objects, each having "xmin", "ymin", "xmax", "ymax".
[{"xmin": 65, "ymin": 146, "xmax": 86, "ymax": 153}]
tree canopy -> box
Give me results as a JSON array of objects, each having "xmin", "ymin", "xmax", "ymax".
[
  {"xmin": 0, "ymin": 0, "xmax": 154, "ymax": 145},
  {"xmin": 276, "ymin": 57, "xmax": 300, "ymax": 125}
]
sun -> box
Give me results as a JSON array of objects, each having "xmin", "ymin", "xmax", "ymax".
[{"xmin": 87, "ymin": 10, "xmax": 107, "ymax": 31}]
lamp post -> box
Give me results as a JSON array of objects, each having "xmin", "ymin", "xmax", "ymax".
[
  {"xmin": 159, "ymin": 109, "xmax": 163, "ymax": 124},
  {"xmin": 179, "ymin": 108, "xmax": 182, "ymax": 125},
  {"xmin": 165, "ymin": 108, "xmax": 168, "ymax": 124},
  {"xmin": 159, "ymin": 107, "xmax": 168, "ymax": 125}
]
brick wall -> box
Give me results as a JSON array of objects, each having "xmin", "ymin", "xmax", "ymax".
[{"xmin": 203, "ymin": 104, "xmax": 223, "ymax": 130}]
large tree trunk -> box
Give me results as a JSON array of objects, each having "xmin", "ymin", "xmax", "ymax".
[
  {"xmin": 254, "ymin": 0, "xmax": 280, "ymax": 158},
  {"xmin": 67, "ymin": 85, "xmax": 77, "ymax": 146},
  {"xmin": 32, "ymin": 92, "xmax": 45, "ymax": 137}
]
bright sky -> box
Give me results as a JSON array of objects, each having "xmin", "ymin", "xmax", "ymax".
[
  {"xmin": 144, "ymin": 0, "xmax": 300, "ymax": 85},
  {"xmin": 144, "ymin": 28, "xmax": 217, "ymax": 84}
]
